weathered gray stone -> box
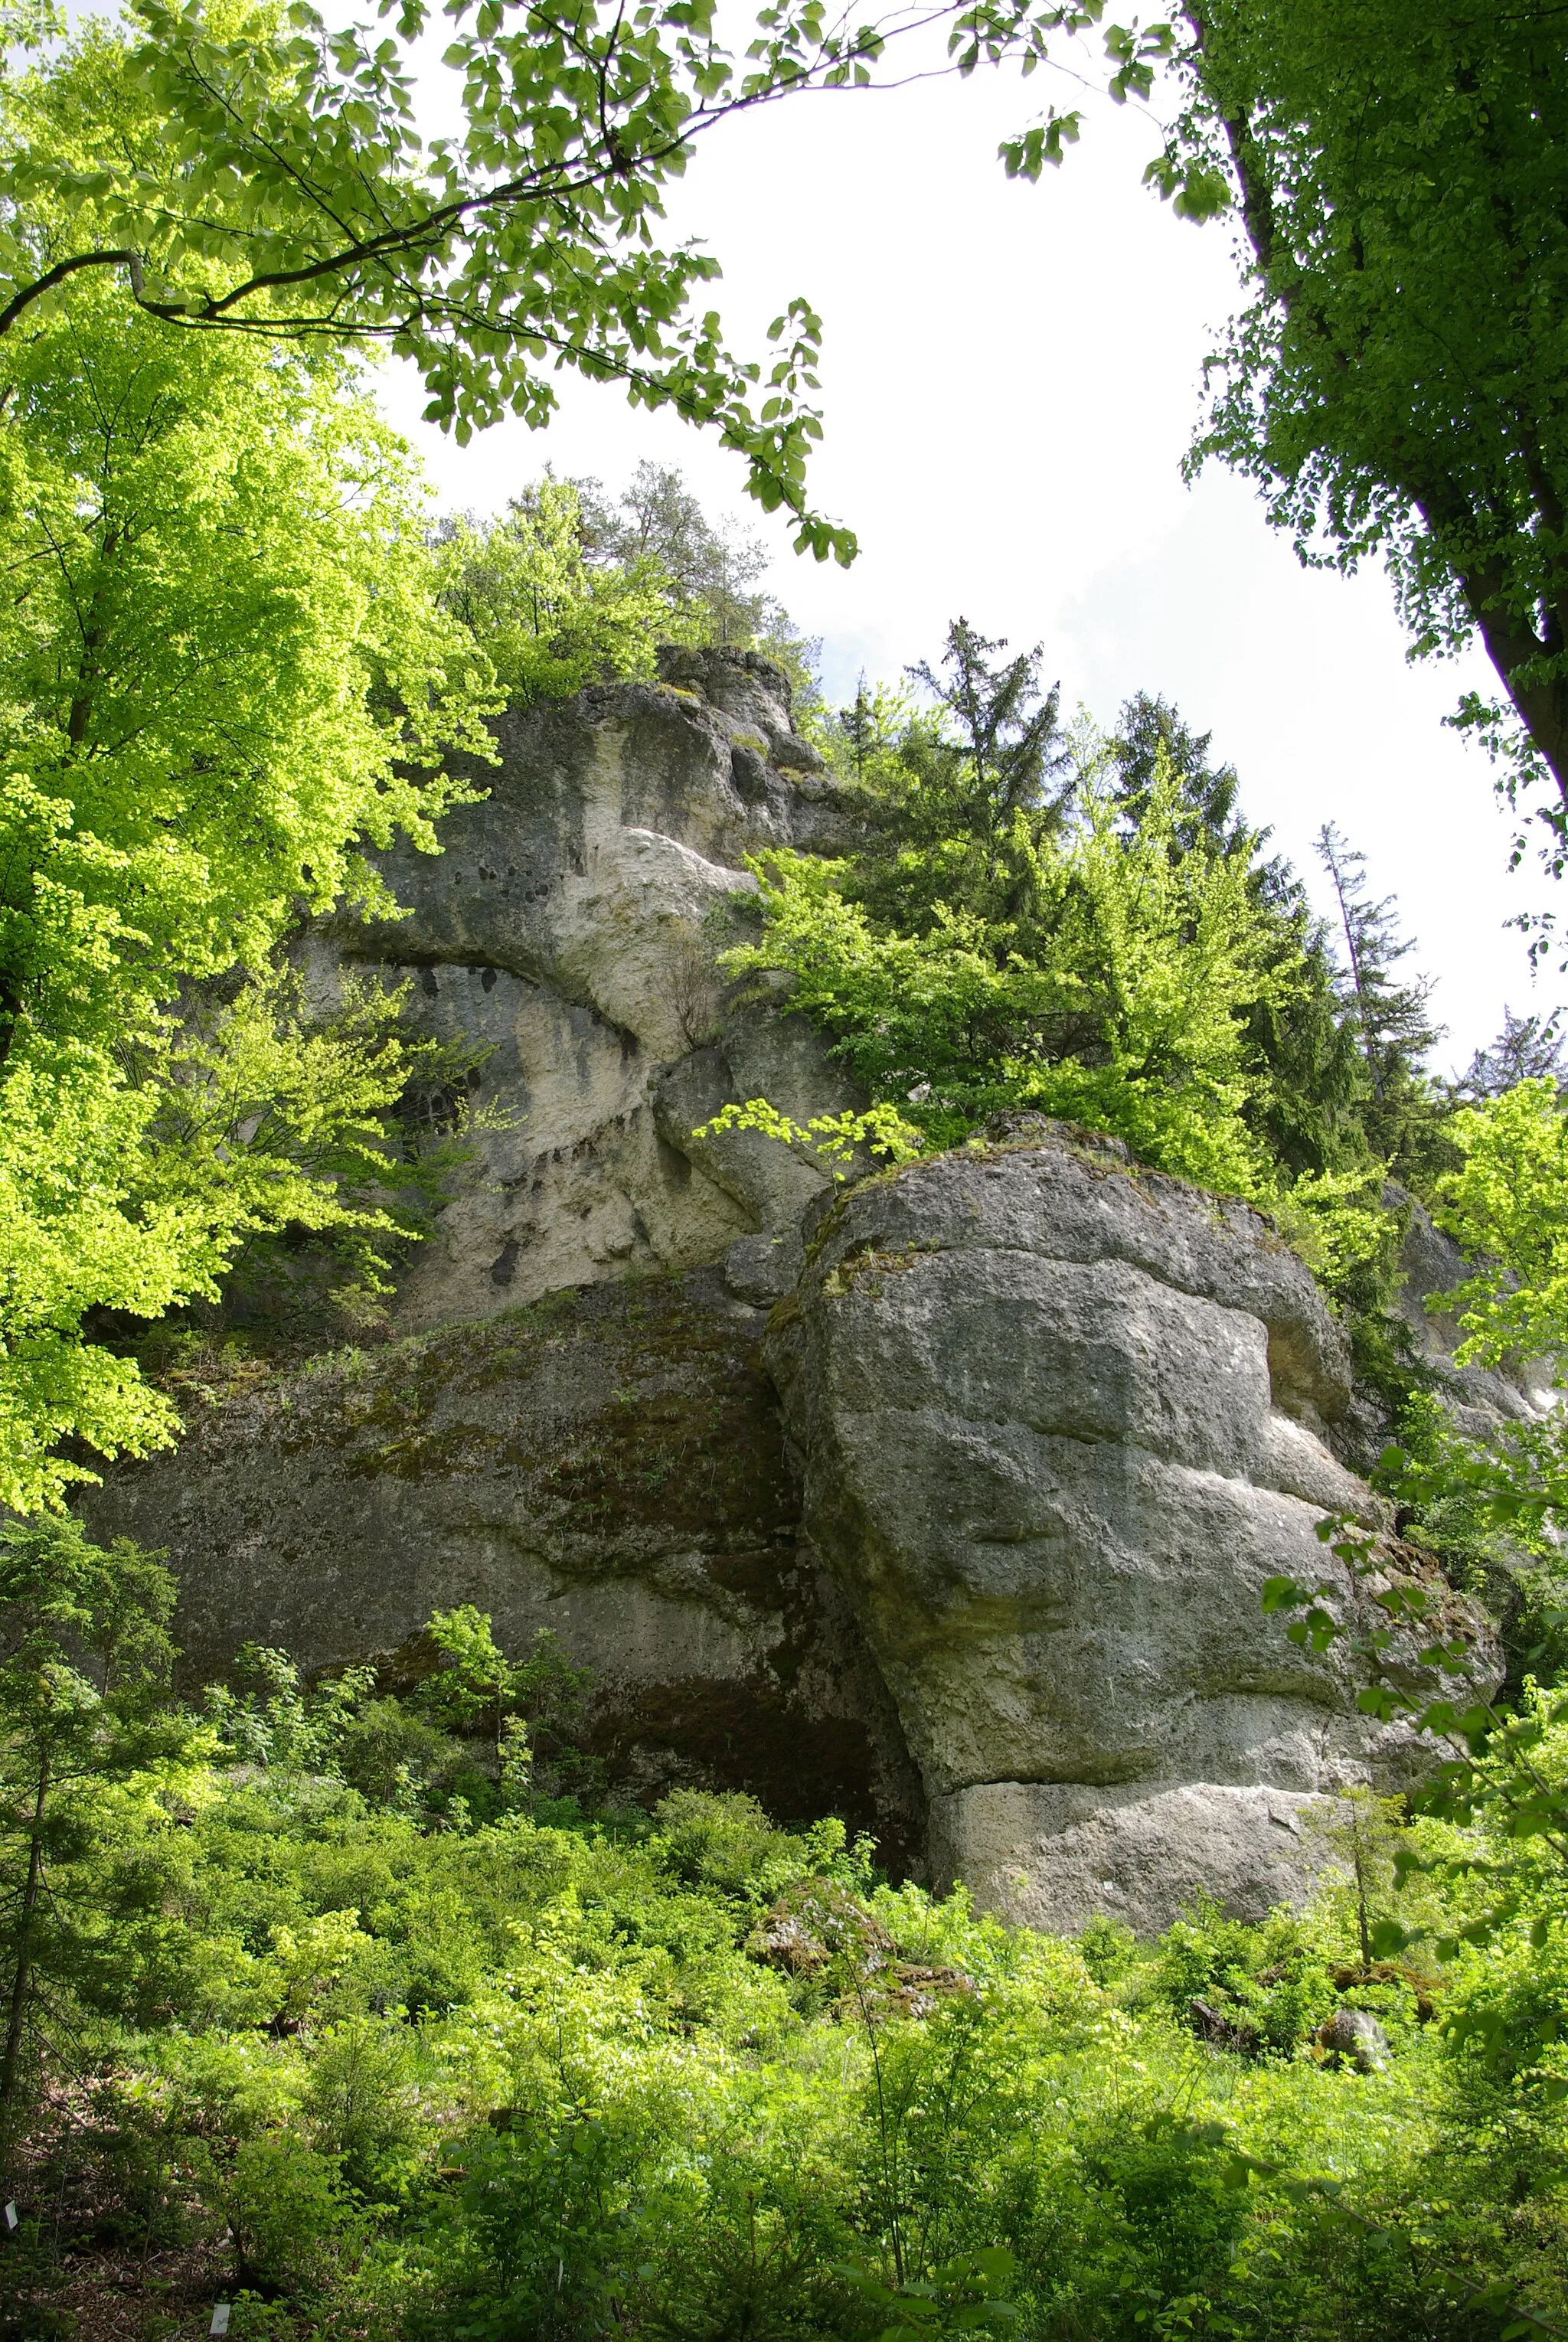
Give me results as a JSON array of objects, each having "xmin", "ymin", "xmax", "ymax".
[
  {"xmin": 929, "ymin": 1782, "xmax": 1324, "ymax": 1936},
  {"xmin": 654, "ymin": 1007, "xmax": 870, "ymax": 1236},
  {"xmin": 1392, "ymin": 1188, "xmax": 1557, "ymax": 1439},
  {"xmin": 726, "ymin": 1229, "xmax": 805, "ymax": 1308},
  {"xmin": 83, "ymin": 1269, "xmax": 925, "ymax": 1863},
  {"xmin": 297, "ymin": 650, "xmax": 868, "ymax": 1324},
  {"xmin": 86, "ymin": 662, "xmax": 1508, "ymax": 1939},
  {"xmin": 766, "ymin": 1132, "xmax": 1494, "ymax": 1931},
  {"xmin": 1317, "ymin": 2006, "xmax": 1390, "ymax": 2071}
]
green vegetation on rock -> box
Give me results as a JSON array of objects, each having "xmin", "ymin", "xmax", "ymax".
[{"xmin": 713, "ymin": 625, "xmax": 1452, "ymax": 1330}]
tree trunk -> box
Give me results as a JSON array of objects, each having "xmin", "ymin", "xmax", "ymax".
[
  {"xmin": 1, "ymin": 1752, "xmax": 50, "ymax": 2177},
  {"xmin": 1455, "ymin": 557, "xmax": 1568, "ymax": 816}
]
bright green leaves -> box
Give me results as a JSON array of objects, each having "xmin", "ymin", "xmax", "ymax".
[
  {"xmin": 0, "ymin": 289, "xmax": 496, "ymax": 1512},
  {"xmin": 992, "ymin": 8, "xmax": 1174, "ymax": 177},
  {"xmin": 694, "ymin": 1096, "xmax": 924, "ymax": 1176},
  {"xmin": 0, "ymin": 0, "xmax": 864, "ymax": 547},
  {"xmin": 720, "ymin": 746, "xmax": 1292, "ymax": 1196},
  {"xmin": 1432, "ymin": 1076, "xmax": 1568, "ymax": 1366},
  {"xmin": 1142, "ymin": 145, "xmax": 1231, "ymax": 220},
  {"xmin": 0, "ymin": 1518, "xmax": 207, "ymax": 2160},
  {"xmin": 1260, "ymin": 1506, "xmax": 1568, "ymax": 1955},
  {"xmin": 836, "ymin": 2246, "xmax": 1021, "ymax": 2340},
  {"xmin": 0, "ymin": 1, "xmax": 1180, "ymax": 559},
  {"xmin": 437, "ymin": 478, "xmax": 671, "ymax": 702}
]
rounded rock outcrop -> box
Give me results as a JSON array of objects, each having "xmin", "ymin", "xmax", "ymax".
[{"xmin": 764, "ymin": 1128, "xmax": 1497, "ymax": 1934}]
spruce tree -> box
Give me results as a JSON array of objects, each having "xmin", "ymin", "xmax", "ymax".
[
  {"xmin": 906, "ymin": 619, "xmax": 1075, "ymax": 847},
  {"xmin": 1315, "ymin": 823, "xmax": 1442, "ymax": 1169},
  {"xmin": 1459, "ymin": 1008, "xmax": 1567, "ymax": 1102},
  {"xmin": 1112, "ymin": 691, "xmax": 1250, "ymax": 864}
]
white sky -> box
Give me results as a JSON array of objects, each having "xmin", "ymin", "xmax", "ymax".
[{"xmin": 374, "ymin": 51, "xmax": 1560, "ymax": 1073}]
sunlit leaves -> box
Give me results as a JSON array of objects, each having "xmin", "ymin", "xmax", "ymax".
[
  {"xmin": 0, "ymin": 0, "xmax": 1167, "ymax": 553},
  {"xmin": 0, "ymin": 289, "xmax": 495, "ymax": 1511}
]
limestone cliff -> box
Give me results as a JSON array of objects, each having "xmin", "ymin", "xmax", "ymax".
[
  {"xmin": 83, "ymin": 648, "xmax": 1507, "ymax": 1933},
  {"xmin": 765, "ymin": 1125, "xmax": 1453, "ymax": 1933},
  {"xmin": 302, "ymin": 644, "xmax": 869, "ymax": 1325}
]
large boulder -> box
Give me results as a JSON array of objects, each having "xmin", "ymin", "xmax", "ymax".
[{"xmin": 764, "ymin": 1123, "xmax": 1493, "ymax": 1934}]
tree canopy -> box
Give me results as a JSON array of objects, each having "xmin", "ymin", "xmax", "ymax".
[
  {"xmin": 1158, "ymin": 0, "xmax": 1568, "ymax": 843},
  {"xmin": 0, "ymin": 283, "xmax": 492, "ymax": 1514},
  {"xmin": 0, "ymin": 0, "xmax": 1173, "ymax": 566},
  {"xmin": 718, "ymin": 633, "xmax": 1450, "ymax": 1225}
]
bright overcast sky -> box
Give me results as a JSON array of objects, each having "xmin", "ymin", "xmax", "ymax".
[{"xmin": 374, "ymin": 47, "xmax": 1560, "ymax": 1072}]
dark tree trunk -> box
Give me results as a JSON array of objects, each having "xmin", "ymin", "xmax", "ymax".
[{"xmin": 1, "ymin": 1753, "xmax": 50, "ymax": 2176}]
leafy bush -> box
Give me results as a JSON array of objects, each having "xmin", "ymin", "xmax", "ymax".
[{"xmin": 8, "ymin": 1542, "xmax": 1568, "ymax": 2342}]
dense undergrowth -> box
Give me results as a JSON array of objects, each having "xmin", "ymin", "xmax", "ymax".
[{"xmin": 2, "ymin": 1527, "xmax": 1567, "ymax": 2342}]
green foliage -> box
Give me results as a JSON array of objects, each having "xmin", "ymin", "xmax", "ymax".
[
  {"xmin": 207, "ymin": 1647, "xmax": 382, "ymax": 1781},
  {"xmin": 0, "ymin": 283, "xmax": 496, "ymax": 1511},
  {"xmin": 0, "ymin": 1521, "xmax": 207, "ymax": 2167},
  {"xmin": 0, "ymin": 0, "xmax": 1180, "ymax": 567},
  {"xmin": 1261, "ymin": 1514, "xmax": 1568, "ymax": 1972},
  {"xmin": 720, "ymin": 749, "xmax": 1306, "ymax": 1199},
  {"xmin": 7, "ymin": 1540, "xmax": 1568, "ymax": 2341},
  {"xmin": 577, "ymin": 459, "xmax": 827, "ymax": 711},
  {"xmin": 1314, "ymin": 824, "xmax": 1446, "ymax": 1180},
  {"xmin": 1164, "ymin": 0, "xmax": 1568, "ymax": 831},
  {"xmin": 440, "ymin": 462, "xmax": 829, "ymax": 724},
  {"xmin": 714, "ymin": 637, "xmax": 1455, "ymax": 1347},
  {"xmin": 436, "ymin": 478, "xmax": 670, "ymax": 705},
  {"xmin": 1149, "ymin": 1897, "xmax": 1338, "ymax": 2056},
  {"xmin": 694, "ymin": 1095, "xmax": 924, "ymax": 1181},
  {"xmin": 1432, "ymin": 1077, "xmax": 1568, "ymax": 1364},
  {"xmin": 1377, "ymin": 1392, "xmax": 1568, "ymax": 1698},
  {"xmin": 0, "ymin": 5, "xmax": 864, "ymax": 556},
  {"xmin": 838, "ymin": 2246, "xmax": 1020, "ymax": 2341}
]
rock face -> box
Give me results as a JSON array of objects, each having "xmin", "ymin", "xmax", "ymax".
[
  {"xmin": 89, "ymin": 1268, "xmax": 926, "ymax": 1867},
  {"xmin": 764, "ymin": 1126, "xmax": 1464, "ymax": 1934},
  {"xmin": 83, "ymin": 649, "xmax": 1507, "ymax": 1935},
  {"xmin": 1391, "ymin": 1190, "xmax": 1556, "ymax": 1441},
  {"xmin": 302, "ymin": 645, "xmax": 868, "ymax": 1327}
]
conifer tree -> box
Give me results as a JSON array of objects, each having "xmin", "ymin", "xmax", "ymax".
[
  {"xmin": 1459, "ymin": 1008, "xmax": 1568, "ymax": 1103},
  {"xmin": 1112, "ymin": 691, "xmax": 1250, "ymax": 864},
  {"xmin": 844, "ymin": 621, "xmax": 1074, "ymax": 938},
  {"xmin": 906, "ymin": 619, "xmax": 1075, "ymax": 848},
  {"xmin": 1315, "ymin": 822, "xmax": 1442, "ymax": 1168}
]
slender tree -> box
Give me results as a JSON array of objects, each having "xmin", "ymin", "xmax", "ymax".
[{"xmin": 1315, "ymin": 822, "xmax": 1441, "ymax": 1164}]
